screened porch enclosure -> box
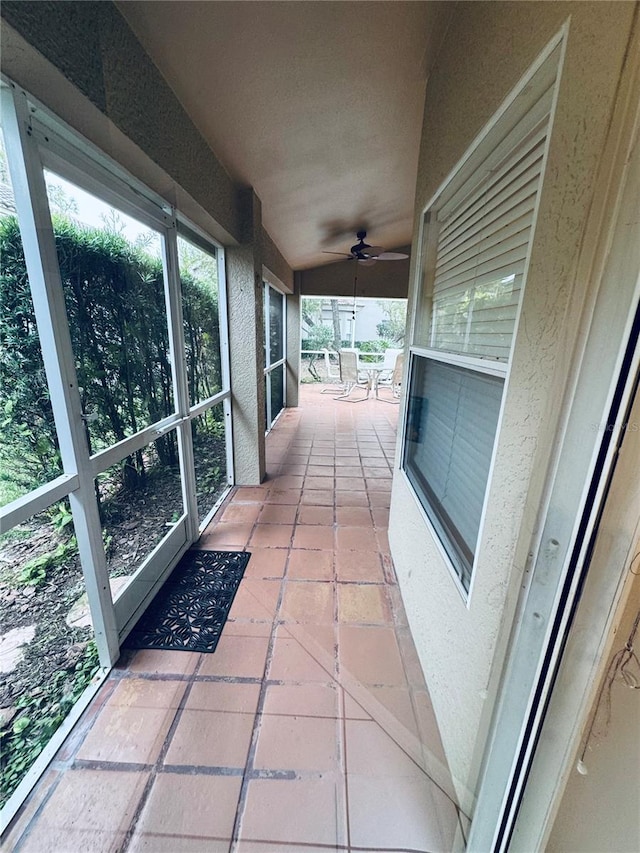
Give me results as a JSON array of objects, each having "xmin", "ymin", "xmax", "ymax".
[{"xmin": 0, "ymin": 83, "xmax": 233, "ymax": 809}]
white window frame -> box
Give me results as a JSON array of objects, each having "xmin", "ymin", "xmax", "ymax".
[
  {"xmin": 401, "ymin": 42, "xmax": 561, "ymax": 600},
  {"xmin": 0, "ymin": 78, "xmax": 234, "ymax": 655},
  {"xmin": 263, "ymin": 281, "xmax": 287, "ymax": 431}
]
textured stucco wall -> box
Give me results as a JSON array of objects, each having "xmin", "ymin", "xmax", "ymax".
[
  {"xmin": 299, "ymin": 250, "xmax": 411, "ymax": 299},
  {"xmin": 1, "ymin": 0, "xmax": 243, "ymax": 243},
  {"xmin": 227, "ymin": 191, "xmax": 266, "ymax": 484},
  {"xmin": 388, "ymin": 0, "xmax": 637, "ymax": 808}
]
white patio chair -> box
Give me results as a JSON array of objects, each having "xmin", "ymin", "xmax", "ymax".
[
  {"xmin": 376, "ymin": 348, "xmax": 403, "ymax": 384},
  {"xmin": 377, "ymin": 352, "xmax": 404, "ymax": 403},
  {"xmin": 334, "ymin": 349, "xmax": 370, "ymax": 402},
  {"xmin": 320, "ymin": 348, "xmax": 343, "ymax": 392}
]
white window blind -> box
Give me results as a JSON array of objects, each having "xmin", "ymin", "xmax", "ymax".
[
  {"xmin": 431, "ymin": 88, "xmax": 553, "ymax": 361},
  {"xmin": 403, "ymin": 52, "xmax": 558, "ymax": 593},
  {"xmin": 404, "ymin": 359, "xmax": 504, "ymax": 588}
]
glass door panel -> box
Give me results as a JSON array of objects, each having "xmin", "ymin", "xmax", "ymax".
[
  {"xmin": 264, "ymin": 284, "xmax": 286, "ymax": 431},
  {"xmin": 178, "ymin": 235, "xmax": 222, "ymax": 404},
  {"xmin": 269, "ymin": 365, "xmax": 285, "ymax": 422},
  {"xmin": 101, "ymin": 429, "xmax": 188, "ymax": 631},
  {"xmin": 44, "ymin": 171, "xmax": 174, "ymax": 453},
  {"xmin": 269, "ymin": 286, "xmax": 284, "ymax": 363},
  {"xmin": 0, "ymin": 132, "xmax": 64, "ymax": 506},
  {"xmin": 42, "ymin": 171, "xmax": 189, "ymax": 632},
  {"xmin": 191, "ymin": 407, "xmax": 228, "ymax": 524}
]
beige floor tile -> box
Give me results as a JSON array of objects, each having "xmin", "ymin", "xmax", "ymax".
[
  {"xmin": 342, "ymin": 691, "xmax": 371, "ymax": 720},
  {"xmin": 223, "ymin": 619, "xmax": 273, "ymax": 637},
  {"xmin": 200, "ymin": 522, "xmax": 254, "ymax": 548},
  {"xmin": 308, "ymin": 455, "xmax": 334, "ymax": 466},
  {"xmin": 76, "ymin": 704, "xmax": 176, "ymax": 765},
  {"xmin": 19, "ymin": 769, "xmax": 148, "ymax": 853},
  {"xmin": 333, "ymin": 464, "xmax": 362, "ymax": 476},
  {"xmin": 262, "ymin": 683, "xmax": 338, "ymax": 718},
  {"xmin": 336, "ymin": 525, "xmax": 379, "ymax": 552},
  {"xmin": 278, "ymin": 463, "xmax": 306, "ymax": 475},
  {"xmin": 269, "ymin": 474, "xmax": 304, "ymax": 490},
  {"xmin": 348, "ymin": 773, "xmax": 458, "ymax": 852},
  {"xmin": 249, "ymin": 523, "xmax": 293, "ymax": 548},
  {"xmin": 369, "ymin": 491, "xmax": 391, "ymax": 507},
  {"xmin": 366, "ymin": 685, "xmax": 420, "ymax": 737},
  {"xmin": 296, "ymin": 504, "xmax": 334, "ymax": 525},
  {"xmin": 257, "ymin": 504, "xmax": 297, "ymax": 524},
  {"xmin": 300, "ymin": 488, "xmax": 334, "ymax": 506},
  {"xmin": 287, "ymin": 549, "xmax": 333, "ymax": 580},
  {"xmin": 304, "ymin": 475, "xmax": 334, "ymax": 490},
  {"xmin": 268, "ymin": 625, "xmax": 335, "ymax": 683},
  {"xmin": 164, "ymin": 709, "xmax": 255, "ymax": 768},
  {"xmin": 197, "ymin": 635, "xmax": 269, "ymax": 679},
  {"xmin": 264, "ymin": 488, "xmax": 301, "ymax": 504},
  {"xmin": 126, "ymin": 649, "xmax": 200, "ymax": 676},
  {"xmin": 243, "ymin": 548, "xmax": 287, "ymax": 578},
  {"xmin": 335, "ymin": 550, "xmax": 385, "ymax": 583},
  {"xmin": 128, "ymin": 773, "xmax": 241, "ymax": 853},
  {"xmin": 233, "ymin": 486, "xmax": 271, "ymax": 502},
  {"xmin": 228, "ymin": 579, "xmax": 282, "ymax": 621},
  {"xmin": 367, "ymin": 478, "xmax": 392, "ymax": 492},
  {"xmin": 185, "ymin": 682, "xmax": 260, "ymax": 714},
  {"xmin": 280, "ymin": 580, "xmax": 335, "ymax": 623},
  {"xmin": 254, "ymin": 714, "xmax": 338, "ymax": 771},
  {"xmin": 291, "ymin": 524, "xmax": 335, "ymax": 550},
  {"xmin": 335, "ymin": 505, "xmax": 372, "ymax": 526},
  {"xmin": 335, "ymin": 490, "xmax": 369, "ymax": 507},
  {"xmin": 334, "ymin": 476, "xmax": 366, "ymax": 491},
  {"xmin": 238, "ymin": 778, "xmax": 344, "ymax": 848},
  {"xmin": 338, "ymin": 584, "xmax": 391, "ymax": 624},
  {"xmin": 107, "ymin": 678, "xmax": 186, "ymax": 709},
  {"xmin": 361, "ymin": 456, "xmax": 389, "ymax": 467},
  {"xmin": 346, "ymin": 719, "xmax": 424, "ymax": 778},
  {"xmin": 221, "ymin": 503, "xmax": 262, "ymax": 523},
  {"xmin": 338, "ymin": 625, "xmax": 406, "ymax": 686}
]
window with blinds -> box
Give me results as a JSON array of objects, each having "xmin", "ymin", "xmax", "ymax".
[
  {"xmin": 431, "ymin": 120, "xmax": 550, "ymax": 360},
  {"xmin": 404, "ymin": 359, "xmax": 504, "ymax": 589},
  {"xmin": 402, "ymin": 50, "xmax": 558, "ymax": 594}
]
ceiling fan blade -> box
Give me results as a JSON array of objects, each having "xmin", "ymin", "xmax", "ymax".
[
  {"xmin": 375, "ymin": 251, "xmax": 409, "ymax": 260},
  {"xmin": 322, "ymin": 251, "xmax": 352, "ymax": 257},
  {"xmin": 358, "ymin": 258, "xmax": 377, "ymax": 267},
  {"xmin": 362, "ymin": 245, "xmax": 385, "ymax": 257}
]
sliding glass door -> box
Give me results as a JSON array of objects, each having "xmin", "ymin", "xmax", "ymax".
[{"xmin": 264, "ymin": 283, "xmax": 286, "ymax": 430}]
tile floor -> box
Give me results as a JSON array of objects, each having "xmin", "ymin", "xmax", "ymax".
[{"xmin": 5, "ymin": 386, "xmax": 464, "ymax": 853}]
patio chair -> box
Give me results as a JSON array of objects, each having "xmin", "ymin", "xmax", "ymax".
[
  {"xmin": 334, "ymin": 349, "xmax": 370, "ymax": 402},
  {"xmin": 377, "ymin": 352, "xmax": 404, "ymax": 403},
  {"xmin": 376, "ymin": 348, "xmax": 403, "ymax": 384},
  {"xmin": 320, "ymin": 348, "xmax": 343, "ymax": 392}
]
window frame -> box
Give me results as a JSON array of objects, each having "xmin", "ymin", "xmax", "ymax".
[
  {"xmin": 401, "ymin": 46, "xmax": 560, "ymax": 599},
  {"xmin": 263, "ymin": 281, "xmax": 287, "ymax": 432}
]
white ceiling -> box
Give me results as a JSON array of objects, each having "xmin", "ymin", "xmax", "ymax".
[{"xmin": 117, "ymin": 1, "xmax": 451, "ymax": 270}]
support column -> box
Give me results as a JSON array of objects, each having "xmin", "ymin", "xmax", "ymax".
[
  {"xmin": 226, "ymin": 190, "xmax": 266, "ymax": 484},
  {"xmin": 286, "ymin": 278, "xmax": 301, "ymax": 408}
]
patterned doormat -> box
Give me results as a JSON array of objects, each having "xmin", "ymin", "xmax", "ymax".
[{"xmin": 124, "ymin": 549, "xmax": 250, "ymax": 652}]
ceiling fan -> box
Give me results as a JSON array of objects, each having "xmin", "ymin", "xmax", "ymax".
[{"xmin": 324, "ymin": 230, "xmax": 409, "ymax": 266}]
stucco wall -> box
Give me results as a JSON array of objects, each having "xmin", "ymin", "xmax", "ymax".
[
  {"xmin": 388, "ymin": 0, "xmax": 637, "ymax": 808},
  {"xmin": 299, "ymin": 249, "xmax": 411, "ymax": 299}
]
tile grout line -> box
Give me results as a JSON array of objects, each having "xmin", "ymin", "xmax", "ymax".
[
  {"xmin": 118, "ymin": 650, "xmax": 208, "ymax": 851},
  {"xmin": 228, "ymin": 517, "xmax": 291, "ymax": 852}
]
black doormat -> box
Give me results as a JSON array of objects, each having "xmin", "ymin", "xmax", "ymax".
[{"xmin": 124, "ymin": 549, "xmax": 251, "ymax": 653}]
